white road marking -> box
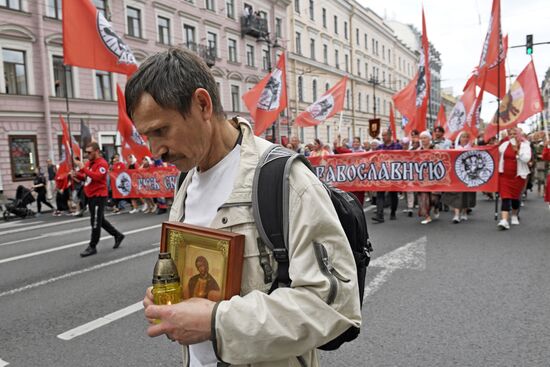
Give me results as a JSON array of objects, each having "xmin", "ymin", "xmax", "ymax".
[
  {"xmin": 0, "ymin": 220, "xmax": 43, "ymax": 229},
  {"xmin": 364, "ymin": 236, "xmax": 426, "ymax": 300},
  {"xmin": 0, "ymin": 227, "xmax": 89, "ymax": 247},
  {"xmin": 0, "ymin": 224, "xmax": 161, "ymax": 265},
  {"xmin": 363, "ymin": 205, "xmax": 376, "ymax": 213},
  {"xmin": 58, "ymin": 302, "xmax": 144, "ymax": 341},
  {"xmin": 0, "ymin": 244, "xmax": 159, "ymax": 299},
  {"xmin": 0, "ymin": 215, "xmax": 115, "ymax": 236},
  {"xmin": 0, "ymin": 358, "xmax": 9, "ymax": 366}
]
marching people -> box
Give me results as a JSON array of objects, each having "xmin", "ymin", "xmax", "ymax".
[
  {"xmin": 73, "ymin": 142, "xmax": 125, "ymax": 257},
  {"xmin": 288, "ymin": 135, "xmax": 304, "ymax": 154},
  {"xmin": 309, "ymin": 138, "xmax": 330, "ymax": 157},
  {"xmin": 53, "ymin": 169, "xmax": 71, "ymax": 216},
  {"xmin": 126, "ymin": 154, "xmax": 144, "ymax": 214},
  {"xmin": 126, "ymin": 47, "xmax": 360, "ymax": 367},
  {"xmin": 442, "ymin": 131, "xmax": 477, "ymax": 223},
  {"xmin": 418, "ymin": 130, "xmax": 441, "ymax": 224},
  {"xmin": 46, "ymin": 158, "xmax": 57, "ymax": 200},
  {"xmin": 32, "ymin": 166, "xmax": 54, "ymax": 215},
  {"xmin": 372, "ymin": 130, "xmax": 402, "ymax": 223},
  {"xmin": 432, "ymin": 126, "xmax": 452, "ymax": 149},
  {"xmin": 110, "ymin": 154, "xmax": 126, "ymax": 214},
  {"xmin": 139, "ymin": 156, "xmax": 157, "ymax": 213},
  {"xmin": 497, "ymin": 127, "xmax": 532, "ymax": 230}
]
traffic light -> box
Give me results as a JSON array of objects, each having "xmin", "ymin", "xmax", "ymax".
[{"xmin": 526, "ymin": 34, "xmax": 533, "ymax": 55}]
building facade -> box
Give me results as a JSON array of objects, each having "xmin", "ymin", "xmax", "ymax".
[
  {"xmin": 440, "ymin": 87, "xmax": 457, "ymax": 122},
  {"xmin": 542, "ymin": 67, "xmax": 550, "ymax": 130},
  {"xmin": 0, "ymin": 0, "xmax": 289, "ymax": 196},
  {"xmin": 286, "ymin": 0, "xmax": 418, "ymax": 146}
]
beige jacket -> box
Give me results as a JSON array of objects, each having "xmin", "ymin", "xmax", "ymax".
[{"xmin": 170, "ymin": 120, "xmax": 361, "ymax": 367}]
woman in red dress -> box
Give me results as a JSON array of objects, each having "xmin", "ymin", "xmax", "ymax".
[{"xmin": 497, "ymin": 128, "xmax": 532, "ymax": 230}]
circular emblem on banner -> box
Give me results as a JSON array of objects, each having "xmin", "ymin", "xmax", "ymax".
[
  {"xmin": 307, "ymin": 95, "xmax": 334, "ymax": 121},
  {"xmin": 491, "ymin": 83, "xmax": 525, "ymax": 128},
  {"xmin": 115, "ymin": 172, "xmax": 132, "ymax": 197},
  {"xmin": 455, "ymin": 150, "xmax": 494, "ymax": 188},
  {"xmin": 96, "ymin": 11, "xmax": 137, "ymax": 65}
]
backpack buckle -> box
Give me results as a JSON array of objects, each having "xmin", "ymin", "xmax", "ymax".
[{"xmin": 272, "ymin": 248, "xmax": 289, "ymax": 262}]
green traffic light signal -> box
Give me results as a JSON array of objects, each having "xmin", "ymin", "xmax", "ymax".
[{"xmin": 526, "ymin": 34, "xmax": 533, "ymax": 55}]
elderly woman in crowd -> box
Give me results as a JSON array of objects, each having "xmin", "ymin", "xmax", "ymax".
[
  {"xmin": 442, "ymin": 131, "xmax": 477, "ymax": 223},
  {"xmin": 309, "ymin": 138, "xmax": 330, "ymax": 158},
  {"xmin": 497, "ymin": 127, "xmax": 532, "ymax": 230},
  {"xmin": 417, "ymin": 130, "xmax": 440, "ymax": 224}
]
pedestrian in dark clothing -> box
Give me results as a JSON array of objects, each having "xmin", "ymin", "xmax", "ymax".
[
  {"xmin": 73, "ymin": 142, "xmax": 124, "ymax": 257},
  {"xmin": 32, "ymin": 166, "xmax": 54, "ymax": 214},
  {"xmin": 373, "ymin": 130, "xmax": 403, "ymax": 223},
  {"xmin": 46, "ymin": 159, "xmax": 56, "ymax": 200}
]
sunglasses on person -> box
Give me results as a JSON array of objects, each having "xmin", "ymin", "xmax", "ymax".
[{"xmin": 85, "ymin": 150, "xmax": 94, "ymax": 154}]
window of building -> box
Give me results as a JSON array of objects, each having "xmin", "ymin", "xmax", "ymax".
[
  {"xmin": 323, "ymin": 44, "xmax": 328, "ymax": 64},
  {"xmin": 344, "ymin": 54, "xmax": 349, "ymax": 72},
  {"xmin": 314, "ymin": 125, "xmax": 318, "ymax": 139},
  {"xmin": 157, "ymin": 16, "xmax": 171, "ymax": 45},
  {"xmin": 356, "ymin": 28, "xmax": 359, "ymax": 45},
  {"xmin": 184, "ymin": 25, "xmax": 196, "ymax": 49},
  {"xmin": 334, "ymin": 49, "xmax": 339, "ymax": 69},
  {"xmin": 365, "ymin": 62, "xmax": 368, "ymax": 78},
  {"xmin": 357, "ymin": 59, "xmax": 360, "ymax": 76},
  {"xmin": 388, "ymin": 49, "xmax": 391, "ymax": 63},
  {"xmin": 377, "ymin": 97, "xmax": 380, "ymax": 113},
  {"xmin": 322, "ymin": 8, "xmax": 326, "ymax": 28},
  {"xmin": 344, "ymin": 21, "xmax": 348, "ymax": 39},
  {"xmin": 0, "ymin": 0, "xmax": 21, "ymax": 11},
  {"xmin": 95, "ymin": 71, "xmax": 112, "ymax": 100},
  {"xmin": 358, "ymin": 92, "xmax": 362, "ymax": 111},
  {"xmin": 376, "ymin": 40, "xmax": 379, "ymax": 55},
  {"xmin": 46, "ymin": 0, "xmax": 62, "ymax": 19},
  {"xmin": 382, "ymin": 45, "xmax": 385, "ymax": 59},
  {"xmin": 275, "ymin": 18, "xmax": 282, "ymax": 38},
  {"xmin": 333, "ymin": 15, "xmax": 338, "ymax": 34},
  {"xmin": 398, "ymin": 56, "xmax": 401, "ymax": 71},
  {"xmin": 382, "ymin": 71, "xmax": 385, "ymax": 81},
  {"xmin": 295, "ymin": 32, "xmax": 301, "ymax": 54},
  {"xmin": 246, "ymin": 44, "xmax": 255, "ymax": 66},
  {"xmin": 3, "ymin": 48, "xmax": 27, "ymax": 95},
  {"xmin": 371, "ymin": 38, "xmax": 375, "ymax": 54},
  {"xmin": 309, "ymin": 38, "xmax": 315, "ymax": 60},
  {"xmin": 127, "ymin": 6, "xmax": 142, "ymax": 38},
  {"xmin": 294, "ymin": 0, "xmax": 300, "ymax": 13},
  {"xmin": 383, "ymin": 100, "xmax": 387, "ymax": 115},
  {"xmin": 325, "ymin": 82, "xmax": 329, "ymax": 92},
  {"xmin": 231, "ymin": 85, "xmax": 240, "ymax": 111},
  {"xmin": 298, "ymin": 76, "xmax": 303, "ymax": 102},
  {"xmin": 346, "ymin": 89, "xmax": 350, "ymax": 109},
  {"xmin": 312, "ymin": 79, "xmax": 317, "ymax": 101},
  {"xmin": 366, "ymin": 94, "xmax": 369, "ymax": 112},
  {"xmin": 93, "ymin": 0, "xmax": 107, "ymax": 17},
  {"xmin": 207, "ymin": 32, "xmax": 217, "ymax": 57},
  {"xmin": 262, "ymin": 48, "xmax": 269, "ymax": 70},
  {"xmin": 53, "ymin": 55, "xmax": 73, "ymax": 98},
  {"xmin": 9, "ymin": 135, "xmax": 38, "ymax": 181},
  {"xmin": 308, "ymin": 0, "xmax": 314, "ymax": 20},
  {"xmin": 388, "ymin": 74, "xmax": 392, "ymax": 89},
  {"xmin": 226, "ymin": 0, "xmax": 234, "ymax": 18},
  {"xmin": 228, "ymin": 38, "xmax": 237, "ymax": 62},
  {"xmin": 258, "ymin": 10, "xmax": 267, "ymax": 19},
  {"xmin": 364, "ymin": 33, "xmax": 368, "ymax": 49},
  {"xmin": 326, "ymin": 125, "xmax": 332, "ymax": 144},
  {"xmin": 206, "ymin": 0, "xmax": 215, "ymax": 11}
]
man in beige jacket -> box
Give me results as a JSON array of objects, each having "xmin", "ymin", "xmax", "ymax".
[{"xmin": 126, "ymin": 48, "xmax": 361, "ymax": 367}]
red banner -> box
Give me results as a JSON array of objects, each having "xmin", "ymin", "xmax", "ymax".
[
  {"xmin": 308, "ymin": 146, "xmax": 499, "ymax": 192},
  {"xmin": 110, "ymin": 167, "xmax": 179, "ymax": 198}
]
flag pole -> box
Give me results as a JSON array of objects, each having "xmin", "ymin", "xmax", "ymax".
[
  {"xmin": 494, "ymin": 13, "xmax": 501, "ymax": 221},
  {"xmin": 63, "ymin": 64, "xmax": 75, "ymax": 170}
]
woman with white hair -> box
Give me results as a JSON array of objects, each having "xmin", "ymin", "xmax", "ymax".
[{"xmin": 417, "ymin": 131, "xmax": 440, "ymax": 224}]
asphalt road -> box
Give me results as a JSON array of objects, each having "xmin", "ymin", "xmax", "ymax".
[{"xmin": 0, "ymin": 194, "xmax": 548, "ymax": 366}]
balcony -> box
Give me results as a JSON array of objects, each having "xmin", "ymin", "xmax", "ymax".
[
  {"xmin": 241, "ymin": 15, "xmax": 268, "ymax": 39},
  {"xmin": 182, "ymin": 42, "xmax": 216, "ymax": 67}
]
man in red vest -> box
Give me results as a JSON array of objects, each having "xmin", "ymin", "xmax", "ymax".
[{"xmin": 74, "ymin": 142, "xmax": 124, "ymax": 257}]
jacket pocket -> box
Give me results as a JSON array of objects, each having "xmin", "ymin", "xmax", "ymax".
[{"xmin": 313, "ymin": 242, "xmax": 350, "ymax": 305}]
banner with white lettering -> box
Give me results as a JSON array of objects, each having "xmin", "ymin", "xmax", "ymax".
[
  {"xmin": 308, "ymin": 146, "xmax": 499, "ymax": 192},
  {"xmin": 109, "ymin": 167, "xmax": 179, "ymax": 198}
]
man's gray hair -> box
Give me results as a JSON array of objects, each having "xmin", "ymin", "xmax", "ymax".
[{"xmin": 125, "ymin": 47, "xmax": 224, "ymax": 119}]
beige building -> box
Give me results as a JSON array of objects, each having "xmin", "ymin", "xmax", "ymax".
[
  {"xmin": 440, "ymin": 87, "xmax": 457, "ymax": 122},
  {"xmin": 542, "ymin": 67, "xmax": 550, "ymax": 130},
  {"xmin": 286, "ymin": 0, "xmax": 418, "ymax": 146}
]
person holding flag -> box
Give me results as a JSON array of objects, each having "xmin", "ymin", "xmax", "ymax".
[{"xmin": 73, "ymin": 142, "xmax": 125, "ymax": 257}]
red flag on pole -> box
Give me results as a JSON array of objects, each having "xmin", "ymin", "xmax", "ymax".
[
  {"xmin": 242, "ymin": 53, "xmax": 287, "ymax": 136},
  {"xmin": 116, "ymin": 85, "xmax": 152, "ymax": 163},
  {"xmin": 393, "ymin": 8, "xmax": 430, "ymax": 134},
  {"xmin": 59, "ymin": 115, "xmax": 81, "ymax": 160},
  {"xmin": 483, "ymin": 60, "xmax": 543, "ymax": 141},
  {"xmin": 295, "ymin": 76, "xmax": 347, "ymax": 127},
  {"xmin": 476, "ymin": 0, "xmax": 504, "ymax": 99},
  {"xmin": 63, "ymin": 0, "xmax": 138, "ymax": 75},
  {"xmin": 445, "ymin": 76, "xmax": 477, "ymax": 141},
  {"xmin": 435, "ymin": 104, "xmax": 446, "ymax": 129},
  {"xmin": 389, "ymin": 107, "xmax": 397, "ymax": 142}
]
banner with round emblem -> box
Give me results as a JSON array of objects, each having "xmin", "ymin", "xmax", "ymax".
[
  {"xmin": 110, "ymin": 167, "xmax": 179, "ymax": 198},
  {"xmin": 308, "ymin": 146, "xmax": 499, "ymax": 192}
]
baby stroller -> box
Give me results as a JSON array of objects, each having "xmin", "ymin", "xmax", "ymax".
[{"xmin": 3, "ymin": 185, "xmax": 35, "ymax": 221}]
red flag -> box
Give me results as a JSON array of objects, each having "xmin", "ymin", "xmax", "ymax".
[
  {"xmin": 295, "ymin": 76, "xmax": 347, "ymax": 127},
  {"xmin": 393, "ymin": 8, "xmax": 430, "ymax": 134},
  {"xmin": 389, "ymin": 107, "xmax": 397, "ymax": 142},
  {"xmin": 116, "ymin": 85, "xmax": 152, "ymax": 163},
  {"xmin": 479, "ymin": 35, "xmax": 507, "ymax": 98},
  {"xmin": 476, "ymin": 0, "xmax": 503, "ymax": 98},
  {"xmin": 435, "ymin": 104, "xmax": 446, "ymax": 129},
  {"xmin": 63, "ymin": 0, "xmax": 138, "ymax": 75},
  {"xmin": 242, "ymin": 53, "xmax": 287, "ymax": 135},
  {"xmin": 484, "ymin": 60, "xmax": 543, "ymax": 141},
  {"xmin": 466, "ymin": 75, "xmax": 487, "ymax": 139},
  {"xmin": 59, "ymin": 115, "xmax": 81, "ymax": 161},
  {"xmin": 445, "ymin": 76, "xmax": 477, "ymax": 141}
]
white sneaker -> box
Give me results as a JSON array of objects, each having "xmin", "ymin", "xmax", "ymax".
[
  {"xmin": 421, "ymin": 217, "xmax": 432, "ymax": 225},
  {"xmin": 141, "ymin": 205, "xmax": 149, "ymax": 212},
  {"xmin": 129, "ymin": 208, "xmax": 138, "ymax": 214},
  {"xmin": 497, "ymin": 219, "xmax": 510, "ymax": 230},
  {"xmin": 452, "ymin": 215, "xmax": 460, "ymax": 223},
  {"xmin": 433, "ymin": 210, "xmax": 440, "ymax": 219},
  {"xmin": 511, "ymin": 215, "xmax": 520, "ymax": 225},
  {"xmin": 460, "ymin": 214, "xmax": 468, "ymax": 221}
]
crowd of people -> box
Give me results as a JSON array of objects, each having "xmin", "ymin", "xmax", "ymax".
[{"xmin": 287, "ymin": 126, "xmax": 550, "ymax": 230}]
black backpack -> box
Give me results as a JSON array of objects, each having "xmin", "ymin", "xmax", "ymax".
[{"xmin": 252, "ymin": 145, "xmax": 372, "ymax": 351}]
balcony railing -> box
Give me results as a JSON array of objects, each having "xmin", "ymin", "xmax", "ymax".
[
  {"xmin": 241, "ymin": 15, "xmax": 268, "ymax": 39},
  {"xmin": 182, "ymin": 42, "xmax": 216, "ymax": 67}
]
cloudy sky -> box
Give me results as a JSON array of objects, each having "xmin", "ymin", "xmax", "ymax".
[{"xmin": 359, "ymin": 0, "xmax": 550, "ymax": 125}]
